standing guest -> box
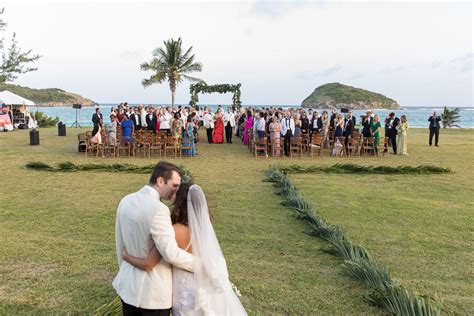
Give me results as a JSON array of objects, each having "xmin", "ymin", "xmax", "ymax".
[
  {"xmin": 107, "ymin": 114, "xmax": 117, "ymax": 146},
  {"xmin": 0, "ymin": 104, "xmax": 13, "ymax": 132},
  {"xmin": 243, "ymin": 110, "xmax": 253, "ymax": 145},
  {"xmin": 212, "ymin": 108, "xmax": 224, "ymax": 143},
  {"xmin": 159, "ymin": 109, "xmax": 172, "ymax": 135},
  {"xmin": 301, "ymin": 112, "xmax": 310, "ymax": 135},
  {"xmin": 155, "ymin": 109, "xmax": 162, "ymax": 133},
  {"xmin": 146, "ymin": 107, "xmax": 156, "ymax": 132},
  {"xmin": 116, "ymin": 108, "xmax": 124, "ymax": 124},
  {"xmin": 256, "ymin": 111, "xmax": 266, "ymax": 138},
  {"xmin": 321, "ymin": 111, "xmax": 330, "ymax": 147},
  {"xmin": 310, "ymin": 111, "xmax": 322, "ymax": 134},
  {"xmin": 329, "ymin": 109, "xmax": 337, "ymax": 131},
  {"xmin": 139, "ymin": 104, "xmax": 147, "ymax": 129},
  {"xmin": 280, "ymin": 112, "xmax": 295, "ymax": 157},
  {"xmin": 171, "ymin": 112, "xmax": 183, "ymax": 138},
  {"xmin": 203, "ymin": 108, "xmax": 214, "ymax": 144},
  {"xmin": 223, "ymin": 107, "xmax": 236, "ymax": 143},
  {"xmin": 397, "ymin": 115, "xmax": 409, "ymax": 155},
  {"xmin": 370, "ymin": 114, "xmax": 382, "ymax": 149},
  {"xmin": 235, "ymin": 108, "xmax": 244, "ymax": 137},
  {"xmin": 130, "ymin": 107, "xmax": 142, "ymax": 132},
  {"xmin": 361, "ymin": 114, "xmax": 372, "ymax": 139},
  {"xmin": 269, "ymin": 116, "xmax": 281, "ymax": 157},
  {"xmin": 334, "ymin": 113, "xmax": 344, "ymax": 137},
  {"xmin": 343, "ymin": 110, "xmax": 356, "ymax": 143},
  {"xmin": 293, "ymin": 114, "xmax": 302, "ymax": 137},
  {"xmin": 92, "ymin": 107, "xmax": 103, "ymax": 137},
  {"xmin": 183, "ymin": 116, "xmax": 196, "ymax": 156},
  {"xmin": 385, "ymin": 112, "xmax": 399, "ymax": 154},
  {"xmin": 121, "ymin": 114, "xmax": 135, "ymax": 155},
  {"xmin": 428, "ymin": 111, "xmax": 441, "ymax": 147}
]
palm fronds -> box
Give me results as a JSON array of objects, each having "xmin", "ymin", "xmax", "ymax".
[
  {"xmin": 265, "ymin": 165, "xmax": 442, "ymax": 315},
  {"xmin": 93, "ymin": 296, "xmax": 121, "ymax": 316},
  {"xmin": 441, "ymin": 106, "xmax": 461, "ymax": 129},
  {"xmin": 278, "ymin": 163, "xmax": 451, "ymax": 175},
  {"xmin": 25, "ymin": 161, "xmax": 194, "ymax": 184}
]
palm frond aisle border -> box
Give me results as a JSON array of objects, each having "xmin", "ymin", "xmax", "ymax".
[
  {"xmin": 266, "ymin": 165, "xmax": 442, "ymax": 315},
  {"xmin": 24, "ymin": 161, "xmax": 194, "ymax": 182},
  {"xmin": 277, "ymin": 163, "xmax": 451, "ymax": 175}
]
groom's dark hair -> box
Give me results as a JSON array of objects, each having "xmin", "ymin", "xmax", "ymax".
[{"xmin": 149, "ymin": 161, "xmax": 183, "ymax": 185}]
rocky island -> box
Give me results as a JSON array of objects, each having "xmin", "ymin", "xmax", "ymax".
[
  {"xmin": 0, "ymin": 83, "xmax": 95, "ymax": 106},
  {"xmin": 301, "ymin": 82, "xmax": 400, "ymax": 110}
]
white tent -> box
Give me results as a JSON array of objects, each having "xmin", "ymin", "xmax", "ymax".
[
  {"xmin": 0, "ymin": 90, "xmax": 37, "ymax": 128},
  {"xmin": 0, "ymin": 90, "xmax": 35, "ymax": 106}
]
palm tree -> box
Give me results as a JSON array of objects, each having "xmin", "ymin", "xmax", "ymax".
[
  {"xmin": 441, "ymin": 106, "xmax": 461, "ymax": 128},
  {"xmin": 140, "ymin": 38, "xmax": 203, "ymax": 108}
]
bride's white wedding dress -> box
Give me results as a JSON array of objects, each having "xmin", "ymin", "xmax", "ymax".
[{"xmin": 172, "ymin": 185, "xmax": 247, "ymax": 316}]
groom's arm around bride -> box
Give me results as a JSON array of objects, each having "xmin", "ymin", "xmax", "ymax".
[{"xmin": 113, "ymin": 161, "xmax": 194, "ymax": 313}]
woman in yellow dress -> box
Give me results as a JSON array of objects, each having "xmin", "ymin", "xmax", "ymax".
[{"xmin": 397, "ymin": 115, "xmax": 409, "ymax": 155}]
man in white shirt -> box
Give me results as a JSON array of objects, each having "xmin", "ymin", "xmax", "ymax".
[
  {"xmin": 203, "ymin": 108, "xmax": 214, "ymax": 143},
  {"xmin": 159, "ymin": 109, "xmax": 173, "ymax": 135},
  {"xmin": 256, "ymin": 111, "xmax": 266, "ymax": 138},
  {"xmin": 223, "ymin": 107, "xmax": 236, "ymax": 143},
  {"xmin": 280, "ymin": 112, "xmax": 295, "ymax": 156},
  {"xmin": 113, "ymin": 162, "xmax": 194, "ymax": 315}
]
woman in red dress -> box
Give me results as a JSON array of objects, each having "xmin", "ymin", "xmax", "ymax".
[{"xmin": 212, "ymin": 108, "xmax": 224, "ymax": 143}]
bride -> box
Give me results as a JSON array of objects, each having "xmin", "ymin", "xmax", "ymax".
[{"xmin": 122, "ymin": 182, "xmax": 247, "ymax": 315}]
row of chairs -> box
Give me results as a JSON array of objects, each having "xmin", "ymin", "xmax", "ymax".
[
  {"xmin": 81, "ymin": 129, "xmax": 195, "ymax": 158},
  {"xmin": 247, "ymin": 129, "xmax": 388, "ymax": 158}
]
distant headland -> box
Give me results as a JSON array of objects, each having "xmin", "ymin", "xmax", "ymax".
[
  {"xmin": 301, "ymin": 82, "xmax": 400, "ymax": 110},
  {"xmin": 0, "ymin": 83, "xmax": 95, "ymax": 106}
]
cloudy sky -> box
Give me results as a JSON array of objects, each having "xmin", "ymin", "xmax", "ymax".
[{"xmin": 2, "ymin": 0, "xmax": 473, "ymax": 106}]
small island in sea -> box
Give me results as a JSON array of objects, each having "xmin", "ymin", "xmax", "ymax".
[
  {"xmin": 0, "ymin": 83, "xmax": 95, "ymax": 106},
  {"xmin": 301, "ymin": 82, "xmax": 400, "ymax": 110}
]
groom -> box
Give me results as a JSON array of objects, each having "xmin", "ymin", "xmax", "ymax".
[{"xmin": 113, "ymin": 161, "xmax": 194, "ymax": 315}]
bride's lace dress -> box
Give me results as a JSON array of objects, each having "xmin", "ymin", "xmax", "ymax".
[{"xmin": 172, "ymin": 266, "xmax": 197, "ymax": 316}]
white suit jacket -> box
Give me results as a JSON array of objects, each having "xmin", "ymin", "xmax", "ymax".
[
  {"xmin": 223, "ymin": 112, "xmax": 236, "ymax": 127},
  {"xmin": 280, "ymin": 117, "xmax": 295, "ymax": 136},
  {"xmin": 113, "ymin": 185, "xmax": 194, "ymax": 309}
]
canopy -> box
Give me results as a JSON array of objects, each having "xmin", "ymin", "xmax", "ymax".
[{"xmin": 0, "ymin": 90, "xmax": 35, "ymax": 106}]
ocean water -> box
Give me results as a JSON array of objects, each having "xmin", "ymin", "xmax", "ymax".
[{"xmin": 28, "ymin": 104, "xmax": 474, "ymax": 128}]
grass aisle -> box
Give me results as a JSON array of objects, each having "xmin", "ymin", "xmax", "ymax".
[{"xmin": 0, "ymin": 127, "xmax": 472, "ymax": 314}]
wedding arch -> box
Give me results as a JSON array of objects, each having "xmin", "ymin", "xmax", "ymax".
[{"xmin": 189, "ymin": 83, "xmax": 242, "ymax": 109}]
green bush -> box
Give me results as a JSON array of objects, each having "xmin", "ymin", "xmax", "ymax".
[{"xmin": 33, "ymin": 111, "xmax": 60, "ymax": 127}]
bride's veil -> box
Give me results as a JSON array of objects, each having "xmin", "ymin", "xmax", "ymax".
[{"xmin": 187, "ymin": 185, "xmax": 247, "ymax": 315}]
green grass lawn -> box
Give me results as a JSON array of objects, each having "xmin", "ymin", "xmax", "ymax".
[{"xmin": 0, "ymin": 127, "xmax": 473, "ymax": 314}]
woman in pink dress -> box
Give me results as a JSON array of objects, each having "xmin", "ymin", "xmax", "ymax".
[
  {"xmin": 269, "ymin": 115, "xmax": 281, "ymax": 157},
  {"xmin": 243, "ymin": 110, "xmax": 253, "ymax": 145},
  {"xmin": 212, "ymin": 108, "xmax": 224, "ymax": 143}
]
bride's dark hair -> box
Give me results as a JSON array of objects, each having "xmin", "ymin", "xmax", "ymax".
[
  {"xmin": 171, "ymin": 182, "xmax": 194, "ymax": 226},
  {"xmin": 171, "ymin": 182, "xmax": 213, "ymax": 226}
]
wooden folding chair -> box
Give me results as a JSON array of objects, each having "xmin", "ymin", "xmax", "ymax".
[
  {"xmin": 255, "ymin": 137, "xmax": 268, "ymax": 158},
  {"xmin": 308, "ymin": 134, "xmax": 324, "ymax": 157},
  {"xmin": 290, "ymin": 137, "xmax": 304, "ymax": 157}
]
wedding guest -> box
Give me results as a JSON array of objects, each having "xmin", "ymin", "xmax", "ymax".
[
  {"xmin": 428, "ymin": 111, "xmax": 441, "ymax": 147},
  {"xmin": 235, "ymin": 108, "xmax": 245, "ymax": 137},
  {"xmin": 91, "ymin": 107, "xmax": 103, "ymax": 137},
  {"xmin": 121, "ymin": 114, "xmax": 135, "ymax": 147},
  {"xmin": 107, "ymin": 114, "xmax": 117, "ymax": 146},
  {"xmin": 256, "ymin": 111, "xmax": 266, "ymax": 138},
  {"xmin": 280, "ymin": 112, "xmax": 295, "ymax": 157},
  {"xmin": 183, "ymin": 116, "xmax": 196, "ymax": 156},
  {"xmin": 397, "ymin": 115, "xmax": 409, "ymax": 155},
  {"xmin": 159, "ymin": 109, "xmax": 172, "ymax": 135},
  {"xmin": 370, "ymin": 114, "xmax": 382, "ymax": 149},
  {"xmin": 301, "ymin": 112, "xmax": 310, "ymax": 134},
  {"xmin": 361, "ymin": 115, "xmax": 372, "ymax": 139},
  {"xmin": 212, "ymin": 108, "xmax": 224, "ymax": 143},
  {"xmin": 0, "ymin": 104, "xmax": 13, "ymax": 132},
  {"xmin": 343, "ymin": 110, "xmax": 356, "ymax": 146},
  {"xmin": 329, "ymin": 109, "xmax": 337, "ymax": 130},
  {"xmin": 385, "ymin": 112, "xmax": 399, "ymax": 154},
  {"xmin": 146, "ymin": 107, "xmax": 156, "ymax": 132},
  {"xmin": 130, "ymin": 107, "xmax": 142, "ymax": 132},
  {"xmin": 293, "ymin": 114, "xmax": 302, "ymax": 137},
  {"xmin": 203, "ymin": 108, "xmax": 214, "ymax": 144},
  {"xmin": 334, "ymin": 113, "xmax": 344, "ymax": 137},
  {"xmin": 139, "ymin": 104, "xmax": 147, "ymax": 129},
  {"xmin": 171, "ymin": 112, "xmax": 183, "ymax": 138},
  {"xmin": 269, "ymin": 116, "xmax": 281, "ymax": 157},
  {"xmin": 243, "ymin": 110, "xmax": 253, "ymax": 145},
  {"xmin": 155, "ymin": 109, "xmax": 162, "ymax": 133},
  {"xmin": 310, "ymin": 111, "xmax": 322, "ymax": 134},
  {"xmin": 223, "ymin": 107, "xmax": 236, "ymax": 143},
  {"xmin": 116, "ymin": 108, "xmax": 124, "ymax": 123},
  {"xmin": 321, "ymin": 111, "xmax": 329, "ymax": 147}
]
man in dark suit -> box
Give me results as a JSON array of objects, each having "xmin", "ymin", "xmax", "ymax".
[
  {"xmin": 91, "ymin": 107, "xmax": 103, "ymax": 137},
  {"xmin": 145, "ymin": 107, "xmax": 156, "ymax": 133},
  {"xmin": 130, "ymin": 107, "xmax": 142, "ymax": 131},
  {"xmin": 329, "ymin": 109, "xmax": 337, "ymax": 130},
  {"xmin": 343, "ymin": 111, "xmax": 356, "ymax": 137},
  {"xmin": 428, "ymin": 111, "xmax": 441, "ymax": 146},
  {"xmin": 385, "ymin": 112, "xmax": 400, "ymax": 154}
]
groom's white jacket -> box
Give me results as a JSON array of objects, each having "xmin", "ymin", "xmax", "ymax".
[{"xmin": 113, "ymin": 185, "xmax": 194, "ymax": 309}]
